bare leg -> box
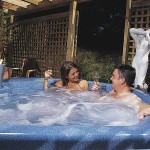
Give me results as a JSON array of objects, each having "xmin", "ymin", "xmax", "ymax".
[
  {"xmin": 136, "ymin": 58, "xmax": 149, "ymax": 88},
  {"xmin": 132, "ymin": 57, "xmax": 139, "ymax": 87}
]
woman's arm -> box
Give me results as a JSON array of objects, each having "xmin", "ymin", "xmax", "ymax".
[
  {"xmin": 43, "ymin": 70, "xmax": 52, "ymax": 90},
  {"xmin": 82, "ymin": 80, "xmax": 89, "ymax": 90},
  {"xmin": 43, "ymin": 78, "xmax": 49, "ymax": 90},
  {"xmin": 129, "ymin": 28, "xmax": 138, "ymax": 40},
  {"xmin": 129, "ymin": 28, "xmax": 146, "ymax": 35}
]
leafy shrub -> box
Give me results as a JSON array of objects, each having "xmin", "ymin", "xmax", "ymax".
[
  {"xmin": 76, "ymin": 48, "xmax": 122, "ymax": 83},
  {"xmin": 0, "ymin": 9, "xmax": 17, "ymax": 66}
]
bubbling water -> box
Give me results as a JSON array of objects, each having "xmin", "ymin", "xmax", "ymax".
[{"xmin": 0, "ymin": 88, "xmax": 139, "ymax": 126}]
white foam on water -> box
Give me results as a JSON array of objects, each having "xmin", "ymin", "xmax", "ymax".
[{"xmin": 0, "ymin": 88, "xmax": 139, "ymax": 126}]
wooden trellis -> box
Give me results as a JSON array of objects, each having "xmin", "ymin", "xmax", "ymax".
[
  {"xmin": 11, "ymin": 7, "xmax": 78, "ymax": 78},
  {"xmin": 6, "ymin": 0, "xmax": 78, "ymax": 78},
  {"xmin": 128, "ymin": 3, "xmax": 150, "ymax": 63},
  {"xmin": 12, "ymin": 12, "xmax": 69, "ymax": 77},
  {"xmin": 123, "ymin": 0, "xmax": 150, "ymax": 88}
]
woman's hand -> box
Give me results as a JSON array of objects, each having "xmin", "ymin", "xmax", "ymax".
[
  {"xmin": 44, "ymin": 70, "xmax": 52, "ymax": 79},
  {"xmin": 92, "ymin": 81, "xmax": 100, "ymax": 91}
]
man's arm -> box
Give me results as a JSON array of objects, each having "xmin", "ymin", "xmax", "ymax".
[{"xmin": 139, "ymin": 103, "xmax": 150, "ymax": 120}]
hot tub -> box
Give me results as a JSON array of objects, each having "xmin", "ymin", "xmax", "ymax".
[{"xmin": 0, "ymin": 78, "xmax": 150, "ymax": 150}]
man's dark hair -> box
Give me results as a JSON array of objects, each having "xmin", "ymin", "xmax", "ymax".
[{"xmin": 117, "ymin": 65, "xmax": 136, "ymax": 87}]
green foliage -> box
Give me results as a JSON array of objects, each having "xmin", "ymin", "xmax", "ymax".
[
  {"xmin": 76, "ymin": 48, "xmax": 122, "ymax": 83},
  {"xmin": 0, "ymin": 9, "xmax": 17, "ymax": 65},
  {"xmin": 0, "ymin": 9, "xmax": 11, "ymax": 50}
]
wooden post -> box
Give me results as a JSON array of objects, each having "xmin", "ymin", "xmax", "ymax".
[
  {"xmin": 10, "ymin": 14, "xmax": 14, "ymax": 23},
  {"xmin": 73, "ymin": 10, "xmax": 79, "ymax": 61},
  {"xmin": 122, "ymin": 0, "xmax": 132, "ymax": 64},
  {"xmin": 66, "ymin": 0, "xmax": 77, "ymax": 61},
  {"xmin": 7, "ymin": 14, "xmax": 14, "ymax": 67}
]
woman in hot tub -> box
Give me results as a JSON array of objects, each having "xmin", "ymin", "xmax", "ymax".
[{"xmin": 43, "ymin": 61, "xmax": 89, "ymax": 90}]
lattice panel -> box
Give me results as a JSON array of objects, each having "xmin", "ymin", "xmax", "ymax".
[
  {"xmin": 128, "ymin": 6, "xmax": 150, "ymax": 62},
  {"xmin": 128, "ymin": 4, "xmax": 150, "ymax": 88},
  {"xmin": 12, "ymin": 12, "xmax": 70, "ymax": 78}
]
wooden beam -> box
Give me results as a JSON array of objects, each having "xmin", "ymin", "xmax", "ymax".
[
  {"xmin": 132, "ymin": 0, "xmax": 150, "ymax": 7},
  {"xmin": 122, "ymin": 0, "xmax": 132, "ymax": 64},
  {"xmin": 66, "ymin": 0, "xmax": 77, "ymax": 61},
  {"xmin": 10, "ymin": 14, "xmax": 14, "ymax": 23},
  {"xmin": 77, "ymin": 0, "xmax": 92, "ymax": 2},
  {"xmin": 13, "ymin": 0, "xmax": 91, "ymax": 16},
  {"xmin": 15, "ymin": 12, "xmax": 69, "ymax": 24},
  {"xmin": 38, "ymin": 0, "xmax": 70, "ymax": 7},
  {"xmin": 13, "ymin": 0, "xmax": 70, "ymax": 16},
  {"xmin": 0, "ymin": 2, "xmax": 19, "ymax": 11},
  {"xmin": 22, "ymin": 0, "xmax": 41, "ymax": 5},
  {"xmin": 2, "ymin": 0, "xmax": 30, "ymax": 8},
  {"xmin": 0, "ymin": 0, "xmax": 92, "ymax": 14}
]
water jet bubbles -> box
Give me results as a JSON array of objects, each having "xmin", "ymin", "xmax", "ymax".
[{"xmin": 0, "ymin": 88, "xmax": 139, "ymax": 126}]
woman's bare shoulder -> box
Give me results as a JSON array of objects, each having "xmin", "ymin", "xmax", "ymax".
[
  {"xmin": 80, "ymin": 80, "xmax": 89, "ymax": 90},
  {"xmin": 80, "ymin": 79, "xmax": 88, "ymax": 84},
  {"xmin": 54, "ymin": 80, "xmax": 63, "ymax": 87}
]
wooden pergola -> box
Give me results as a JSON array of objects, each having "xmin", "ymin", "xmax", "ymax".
[
  {"xmin": 0, "ymin": 0, "xmax": 92, "ymax": 61},
  {"xmin": 0, "ymin": 0, "xmax": 90, "ymax": 15},
  {"xmin": 0, "ymin": 0, "xmax": 92, "ymax": 77}
]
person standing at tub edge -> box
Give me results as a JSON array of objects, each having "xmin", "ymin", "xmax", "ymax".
[
  {"xmin": 43, "ymin": 61, "xmax": 89, "ymax": 90},
  {"xmin": 129, "ymin": 28, "xmax": 150, "ymax": 89}
]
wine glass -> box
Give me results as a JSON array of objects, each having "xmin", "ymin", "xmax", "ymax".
[{"xmin": 92, "ymin": 71, "xmax": 100, "ymax": 83}]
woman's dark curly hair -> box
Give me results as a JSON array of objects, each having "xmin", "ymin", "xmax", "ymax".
[{"xmin": 60, "ymin": 61, "xmax": 81, "ymax": 86}]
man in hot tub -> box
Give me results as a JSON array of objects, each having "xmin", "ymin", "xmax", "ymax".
[{"xmin": 92, "ymin": 64, "xmax": 150, "ymax": 120}]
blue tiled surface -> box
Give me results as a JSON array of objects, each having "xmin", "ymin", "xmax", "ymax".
[{"xmin": 0, "ymin": 78, "xmax": 150, "ymax": 150}]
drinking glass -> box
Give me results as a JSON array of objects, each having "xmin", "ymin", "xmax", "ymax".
[{"xmin": 92, "ymin": 71, "xmax": 100, "ymax": 83}]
